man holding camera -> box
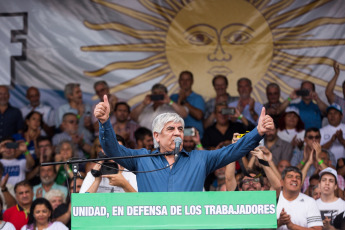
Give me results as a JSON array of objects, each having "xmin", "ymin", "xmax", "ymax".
[
  {"xmin": 131, "ymin": 83, "xmax": 187, "ymax": 130},
  {"xmin": 95, "ymin": 94, "xmax": 274, "ymax": 192}
]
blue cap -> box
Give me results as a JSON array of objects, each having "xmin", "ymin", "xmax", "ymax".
[{"xmin": 327, "ymin": 103, "xmax": 342, "ymax": 114}]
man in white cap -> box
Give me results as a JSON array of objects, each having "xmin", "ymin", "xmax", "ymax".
[
  {"xmin": 320, "ymin": 103, "xmax": 345, "ymax": 162},
  {"xmin": 316, "ymin": 167, "xmax": 345, "ymax": 229}
]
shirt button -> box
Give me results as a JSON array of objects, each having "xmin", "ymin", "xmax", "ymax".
[{"xmin": 102, "ymin": 137, "xmax": 105, "ymax": 140}]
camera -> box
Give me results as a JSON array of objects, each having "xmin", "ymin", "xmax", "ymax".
[
  {"xmin": 98, "ymin": 152, "xmax": 119, "ymax": 175},
  {"xmin": 221, "ymin": 107, "xmax": 236, "ymax": 115},
  {"xmin": 296, "ymin": 89, "xmax": 309, "ymax": 96},
  {"xmin": 150, "ymin": 94, "xmax": 164, "ymax": 101},
  {"xmin": 184, "ymin": 127, "xmax": 195, "ymax": 136}
]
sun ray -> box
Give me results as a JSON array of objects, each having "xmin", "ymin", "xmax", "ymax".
[
  {"xmin": 84, "ymin": 53, "xmax": 166, "ymax": 77},
  {"xmin": 252, "ymin": 87, "xmax": 261, "ymax": 102},
  {"xmin": 81, "ymin": 43, "xmax": 165, "ymax": 52},
  {"xmin": 83, "ymin": 21, "xmax": 166, "ymax": 41},
  {"xmin": 268, "ymin": 0, "xmax": 332, "ymax": 29},
  {"xmin": 165, "ymin": 0, "xmax": 183, "ymax": 12},
  {"xmin": 273, "ymin": 18, "xmax": 345, "ymax": 40},
  {"xmin": 249, "ymin": 0, "xmax": 270, "ymax": 11},
  {"xmin": 108, "ymin": 64, "xmax": 170, "ymax": 94},
  {"xmin": 261, "ymin": 0, "xmax": 294, "ymax": 19},
  {"xmin": 273, "ymin": 50, "xmax": 345, "ymax": 70},
  {"xmin": 139, "ymin": 0, "xmax": 176, "ymax": 22},
  {"xmin": 275, "ymin": 39, "xmax": 345, "ymax": 49},
  {"xmin": 160, "ymin": 72, "xmax": 176, "ymax": 86},
  {"xmin": 92, "ymin": 0, "xmax": 169, "ymax": 30}
]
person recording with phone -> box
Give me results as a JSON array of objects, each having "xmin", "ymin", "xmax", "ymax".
[
  {"xmin": 95, "ymin": 94, "xmax": 274, "ymax": 192},
  {"xmin": 79, "ymin": 135, "xmax": 137, "ymax": 193},
  {"xmin": 183, "ymin": 127, "xmax": 204, "ymax": 152},
  {"xmin": 130, "ymin": 83, "xmax": 187, "ymax": 130},
  {"xmin": 202, "ymin": 102, "xmax": 255, "ymax": 150}
]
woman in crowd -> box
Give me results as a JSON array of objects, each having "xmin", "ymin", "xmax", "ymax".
[
  {"xmin": 0, "ymin": 197, "xmax": 15, "ymax": 230},
  {"xmin": 21, "ymin": 198, "xmax": 68, "ymax": 230},
  {"xmin": 44, "ymin": 189, "xmax": 65, "ymax": 211},
  {"xmin": 277, "ymin": 106, "xmax": 305, "ymax": 148}
]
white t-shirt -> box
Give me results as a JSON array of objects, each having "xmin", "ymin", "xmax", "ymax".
[
  {"xmin": 277, "ymin": 129, "xmax": 305, "ymax": 144},
  {"xmin": 0, "ymin": 221, "xmax": 16, "ymax": 230},
  {"xmin": 277, "ymin": 191, "xmax": 323, "ymax": 229},
  {"xmin": 0, "ymin": 159, "xmax": 27, "ymax": 186},
  {"xmin": 138, "ymin": 104, "xmax": 175, "ymax": 130},
  {"xmin": 21, "ymin": 221, "xmax": 68, "ymax": 230},
  {"xmin": 320, "ymin": 123, "xmax": 345, "ymax": 162},
  {"xmin": 316, "ymin": 198, "xmax": 345, "ymax": 225},
  {"xmin": 80, "ymin": 170, "xmax": 138, "ymax": 193}
]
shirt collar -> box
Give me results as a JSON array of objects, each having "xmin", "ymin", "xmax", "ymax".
[{"xmin": 152, "ymin": 148, "xmax": 190, "ymax": 157}]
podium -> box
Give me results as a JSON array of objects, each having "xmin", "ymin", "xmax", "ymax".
[{"xmin": 71, "ymin": 191, "xmax": 277, "ymax": 229}]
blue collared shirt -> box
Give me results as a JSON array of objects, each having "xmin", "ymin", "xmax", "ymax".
[{"xmin": 99, "ymin": 119, "xmax": 263, "ymax": 192}]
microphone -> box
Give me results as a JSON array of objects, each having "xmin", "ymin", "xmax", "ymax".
[{"xmin": 174, "ymin": 137, "xmax": 182, "ymax": 162}]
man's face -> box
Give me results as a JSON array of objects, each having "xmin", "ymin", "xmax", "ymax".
[
  {"xmin": 95, "ymin": 83, "xmax": 109, "ymax": 101},
  {"xmin": 240, "ymin": 174, "xmax": 262, "ymax": 191},
  {"xmin": 40, "ymin": 166, "xmax": 56, "ymax": 185},
  {"xmin": 264, "ymin": 126, "xmax": 277, "ymax": 142},
  {"xmin": 183, "ymin": 136, "xmax": 195, "ymax": 152},
  {"xmin": 49, "ymin": 196, "xmax": 63, "ymax": 210},
  {"xmin": 62, "ymin": 114, "xmax": 78, "ymax": 134},
  {"xmin": 142, "ymin": 135, "xmax": 154, "ymax": 150},
  {"xmin": 237, "ymin": 80, "xmax": 252, "ymax": 99},
  {"xmin": 312, "ymin": 186, "xmax": 321, "ymax": 200},
  {"xmin": 277, "ymin": 160, "xmax": 291, "ymax": 174},
  {"xmin": 69, "ymin": 86, "xmax": 83, "ymax": 103},
  {"xmin": 15, "ymin": 185, "xmax": 33, "ymax": 207},
  {"xmin": 70, "ymin": 178, "xmax": 83, "ymax": 193},
  {"xmin": 215, "ymin": 105, "xmax": 229, "ymax": 125},
  {"xmin": 319, "ymin": 151, "xmax": 331, "ymax": 167},
  {"xmin": 213, "ymin": 77, "xmax": 227, "ymax": 96},
  {"xmin": 304, "ymin": 131, "xmax": 321, "ymax": 149},
  {"xmin": 266, "ymin": 86, "xmax": 280, "ymax": 104},
  {"xmin": 0, "ymin": 86, "xmax": 9, "ymax": 106},
  {"xmin": 214, "ymin": 167, "xmax": 226, "ymax": 180},
  {"xmin": 26, "ymin": 88, "xmax": 40, "ymax": 107},
  {"xmin": 114, "ymin": 104, "xmax": 129, "ymax": 123},
  {"xmin": 301, "ymin": 82, "xmax": 313, "ymax": 101},
  {"xmin": 282, "ymin": 171, "xmax": 302, "ymax": 193},
  {"xmin": 151, "ymin": 88, "xmax": 166, "ymax": 107},
  {"xmin": 319, "ymin": 174, "xmax": 337, "ymax": 196},
  {"xmin": 179, "ymin": 73, "xmax": 193, "ymax": 91},
  {"xmin": 327, "ymin": 109, "xmax": 342, "ymax": 127},
  {"xmin": 38, "ymin": 140, "xmax": 53, "ymax": 162},
  {"xmin": 0, "ymin": 140, "xmax": 16, "ymax": 159},
  {"xmin": 154, "ymin": 121, "xmax": 184, "ymax": 152}
]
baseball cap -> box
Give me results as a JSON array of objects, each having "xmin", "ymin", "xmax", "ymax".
[
  {"xmin": 319, "ymin": 167, "xmax": 338, "ymax": 182},
  {"xmin": 285, "ymin": 106, "xmax": 300, "ymax": 116},
  {"xmin": 327, "ymin": 103, "xmax": 342, "ymax": 114}
]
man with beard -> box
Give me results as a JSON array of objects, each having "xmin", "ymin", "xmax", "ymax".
[
  {"xmin": 3, "ymin": 181, "xmax": 34, "ymax": 230},
  {"xmin": 263, "ymin": 124, "xmax": 293, "ymax": 165},
  {"xmin": 134, "ymin": 127, "xmax": 154, "ymax": 151},
  {"xmin": 33, "ymin": 165, "xmax": 68, "ymax": 199}
]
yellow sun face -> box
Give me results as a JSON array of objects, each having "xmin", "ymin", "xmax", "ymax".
[
  {"xmin": 166, "ymin": 0, "xmax": 273, "ymax": 96},
  {"xmin": 82, "ymin": 0, "xmax": 345, "ymax": 105}
]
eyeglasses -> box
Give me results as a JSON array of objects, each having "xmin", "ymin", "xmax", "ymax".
[
  {"xmin": 242, "ymin": 178, "xmax": 260, "ymax": 185},
  {"xmin": 306, "ymin": 135, "xmax": 320, "ymax": 140}
]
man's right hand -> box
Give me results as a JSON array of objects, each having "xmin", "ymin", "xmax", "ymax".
[{"xmin": 94, "ymin": 95, "xmax": 111, "ymax": 124}]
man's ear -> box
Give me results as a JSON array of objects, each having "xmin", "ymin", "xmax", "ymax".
[{"xmin": 153, "ymin": 132, "xmax": 159, "ymax": 144}]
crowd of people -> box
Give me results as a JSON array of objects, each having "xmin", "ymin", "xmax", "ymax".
[{"xmin": 0, "ymin": 61, "xmax": 344, "ymax": 229}]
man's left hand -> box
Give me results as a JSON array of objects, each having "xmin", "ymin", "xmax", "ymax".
[{"xmin": 257, "ymin": 107, "xmax": 274, "ymax": 136}]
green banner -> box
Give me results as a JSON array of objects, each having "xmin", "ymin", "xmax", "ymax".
[{"xmin": 72, "ymin": 191, "xmax": 277, "ymax": 229}]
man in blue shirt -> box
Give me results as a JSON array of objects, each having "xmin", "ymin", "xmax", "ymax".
[{"xmin": 94, "ymin": 95, "xmax": 274, "ymax": 192}]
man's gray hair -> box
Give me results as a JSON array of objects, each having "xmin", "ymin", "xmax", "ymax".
[
  {"xmin": 45, "ymin": 189, "xmax": 66, "ymax": 203},
  {"xmin": 64, "ymin": 83, "xmax": 80, "ymax": 100},
  {"xmin": 152, "ymin": 113, "xmax": 184, "ymax": 148}
]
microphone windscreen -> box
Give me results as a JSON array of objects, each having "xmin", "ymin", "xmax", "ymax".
[{"xmin": 174, "ymin": 137, "xmax": 182, "ymax": 144}]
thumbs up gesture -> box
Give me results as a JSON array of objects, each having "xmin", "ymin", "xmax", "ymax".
[
  {"xmin": 257, "ymin": 107, "xmax": 274, "ymax": 136},
  {"xmin": 94, "ymin": 95, "xmax": 111, "ymax": 124}
]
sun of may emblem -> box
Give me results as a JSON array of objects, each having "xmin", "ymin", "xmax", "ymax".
[{"xmin": 81, "ymin": 0, "xmax": 345, "ymax": 105}]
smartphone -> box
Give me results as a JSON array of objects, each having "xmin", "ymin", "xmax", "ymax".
[
  {"xmin": 5, "ymin": 142, "xmax": 19, "ymax": 149},
  {"xmin": 184, "ymin": 127, "xmax": 195, "ymax": 136},
  {"xmin": 296, "ymin": 89, "xmax": 310, "ymax": 96},
  {"xmin": 150, "ymin": 94, "xmax": 164, "ymax": 101},
  {"xmin": 221, "ymin": 107, "xmax": 236, "ymax": 115}
]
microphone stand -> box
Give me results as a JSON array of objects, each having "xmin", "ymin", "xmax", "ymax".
[{"xmin": 41, "ymin": 152, "xmax": 175, "ymax": 193}]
